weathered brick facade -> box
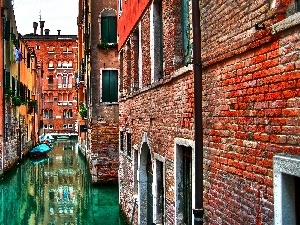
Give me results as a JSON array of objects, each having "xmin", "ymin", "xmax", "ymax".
[
  {"xmin": 119, "ymin": 0, "xmax": 300, "ymax": 224},
  {"xmin": 118, "ymin": 0, "xmax": 194, "ymax": 224},
  {"xmin": 201, "ymin": 1, "xmax": 300, "ymax": 224},
  {"xmin": 86, "ymin": 0, "xmax": 120, "ymax": 183}
]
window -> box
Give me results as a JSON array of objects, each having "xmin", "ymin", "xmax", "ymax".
[
  {"xmin": 182, "ymin": 148, "xmax": 192, "ymax": 224},
  {"xmin": 62, "ymin": 74, "xmax": 68, "ymax": 86},
  {"xmin": 176, "ymin": 143, "xmax": 193, "ymax": 225},
  {"xmin": 63, "ymin": 109, "xmax": 73, "ymax": 118},
  {"xmin": 49, "ymin": 124, "xmax": 53, "ymax": 129},
  {"xmin": 44, "ymin": 110, "xmax": 49, "ymax": 118},
  {"xmin": 274, "ymin": 154, "xmax": 300, "ymax": 225},
  {"xmin": 127, "ymin": 133, "xmax": 132, "ymax": 157},
  {"xmin": 57, "ymin": 61, "xmax": 62, "ymax": 68},
  {"xmin": 181, "ymin": 0, "xmax": 192, "ymax": 65},
  {"xmin": 286, "ymin": 0, "xmax": 300, "ymax": 16},
  {"xmin": 151, "ymin": 0, "xmax": 163, "ymax": 81},
  {"xmin": 102, "ymin": 70, "xmax": 118, "ymax": 102},
  {"xmin": 48, "ymin": 45, "xmax": 54, "ymax": 53},
  {"xmin": 48, "ymin": 75, "xmax": 53, "ymax": 85},
  {"xmin": 62, "ymin": 61, "xmax": 68, "ymax": 68},
  {"xmin": 63, "ymin": 45, "xmax": 72, "ymax": 53},
  {"xmin": 120, "ymin": 131, "xmax": 124, "ymax": 151},
  {"xmin": 118, "ymin": 0, "xmax": 122, "ymax": 15},
  {"xmin": 44, "ymin": 109, "xmax": 53, "ymax": 118},
  {"xmin": 271, "ymin": 0, "xmax": 300, "ymax": 34},
  {"xmin": 48, "ymin": 60, "xmax": 54, "ymax": 69},
  {"xmin": 101, "ymin": 16, "xmax": 117, "ymax": 43},
  {"xmin": 68, "ymin": 61, "xmax": 73, "ymax": 68},
  {"xmin": 49, "ymin": 109, "xmax": 53, "ymax": 118}
]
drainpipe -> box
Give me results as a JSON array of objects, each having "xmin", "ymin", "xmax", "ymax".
[{"xmin": 192, "ymin": 0, "xmax": 204, "ymax": 224}]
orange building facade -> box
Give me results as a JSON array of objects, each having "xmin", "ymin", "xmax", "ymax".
[{"xmin": 0, "ymin": 0, "xmax": 40, "ymax": 174}]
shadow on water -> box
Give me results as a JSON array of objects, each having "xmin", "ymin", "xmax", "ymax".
[{"xmin": 0, "ymin": 140, "xmax": 127, "ymax": 225}]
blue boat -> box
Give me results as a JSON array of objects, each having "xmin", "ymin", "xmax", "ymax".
[{"xmin": 29, "ymin": 143, "xmax": 52, "ymax": 157}]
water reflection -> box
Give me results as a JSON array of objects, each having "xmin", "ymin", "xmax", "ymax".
[{"xmin": 0, "ymin": 140, "xmax": 126, "ymax": 225}]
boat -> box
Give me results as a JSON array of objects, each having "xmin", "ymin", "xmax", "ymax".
[
  {"xmin": 39, "ymin": 134, "xmax": 55, "ymax": 143},
  {"xmin": 29, "ymin": 143, "xmax": 52, "ymax": 157}
]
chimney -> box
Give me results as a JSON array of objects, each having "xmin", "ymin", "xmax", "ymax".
[
  {"xmin": 33, "ymin": 22, "xmax": 38, "ymax": 35},
  {"xmin": 57, "ymin": 29, "xmax": 61, "ymax": 35},
  {"xmin": 45, "ymin": 29, "xmax": 50, "ymax": 35},
  {"xmin": 39, "ymin": 21, "xmax": 45, "ymax": 35}
]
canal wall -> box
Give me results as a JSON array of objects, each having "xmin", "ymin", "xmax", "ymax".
[{"xmin": 78, "ymin": 121, "xmax": 119, "ymax": 185}]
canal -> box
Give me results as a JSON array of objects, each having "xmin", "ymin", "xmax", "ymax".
[{"xmin": 0, "ymin": 140, "xmax": 127, "ymax": 225}]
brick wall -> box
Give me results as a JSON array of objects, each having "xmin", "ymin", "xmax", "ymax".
[
  {"xmin": 89, "ymin": 0, "xmax": 120, "ymax": 183},
  {"xmin": 201, "ymin": 1, "xmax": 300, "ymax": 224},
  {"xmin": 119, "ymin": 0, "xmax": 300, "ymax": 224},
  {"xmin": 119, "ymin": 67, "xmax": 194, "ymax": 223}
]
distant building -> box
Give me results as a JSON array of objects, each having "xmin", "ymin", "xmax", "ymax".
[{"xmin": 23, "ymin": 23, "xmax": 78, "ymax": 139}]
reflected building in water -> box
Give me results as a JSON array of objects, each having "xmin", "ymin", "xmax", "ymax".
[{"xmin": 0, "ymin": 140, "xmax": 125, "ymax": 225}]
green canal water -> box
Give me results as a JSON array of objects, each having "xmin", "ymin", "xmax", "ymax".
[{"xmin": 0, "ymin": 140, "xmax": 127, "ymax": 225}]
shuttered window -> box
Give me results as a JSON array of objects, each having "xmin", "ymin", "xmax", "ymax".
[
  {"xmin": 102, "ymin": 70, "xmax": 118, "ymax": 102},
  {"xmin": 5, "ymin": 71, "xmax": 10, "ymax": 87},
  {"xmin": 101, "ymin": 16, "xmax": 117, "ymax": 43}
]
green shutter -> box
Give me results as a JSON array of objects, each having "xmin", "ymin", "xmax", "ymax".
[
  {"xmin": 181, "ymin": 0, "xmax": 191, "ymax": 65},
  {"xmin": 108, "ymin": 17, "xmax": 117, "ymax": 43},
  {"xmin": 101, "ymin": 17, "xmax": 109, "ymax": 43},
  {"xmin": 102, "ymin": 17, "xmax": 117, "ymax": 43},
  {"xmin": 5, "ymin": 71, "xmax": 10, "ymax": 87},
  {"xmin": 102, "ymin": 70, "xmax": 110, "ymax": 102},
  {"xmin": 102, "ymin": 70, "xmax": 118, "ymax": 102},
  {"xmin": 5, "ymin": 20, "xmax": 10, "ymax": 41},
  {"xmin": 110, "ymin": 70, "xmax": 118, "ymax": 102}
]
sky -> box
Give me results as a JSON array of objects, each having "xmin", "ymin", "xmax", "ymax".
[{"xmin": 13, "ymin": 0, "xmax": 78, "ymax": 35}]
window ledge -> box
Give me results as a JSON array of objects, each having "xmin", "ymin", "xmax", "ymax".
[{"xmin": 271, "ymin": 12, "xmax": 300, "ymax": 35}]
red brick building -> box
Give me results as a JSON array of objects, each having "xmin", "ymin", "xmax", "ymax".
[
  {"xmin": 118, "ymin": 0, "xmax": 194, "ymax": 224},
  {"xmin": 78, "ymin": 0, "xmax": 120, "ymax": 183},
  {"xmin": 23, "ymin": 23, "xmax": 78, "ymax": 139},
  {"xmin": 118, "ymin": 0, "xmax": 300, "ymax": 224}
]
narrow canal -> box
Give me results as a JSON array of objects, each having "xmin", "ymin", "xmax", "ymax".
[{"xmin": 0, "ymin": 140, "xmax": 127, "ymax": 225}]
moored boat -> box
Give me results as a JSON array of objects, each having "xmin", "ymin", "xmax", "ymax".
[{"xmin": 29, "ymin": 143, "xmax": 52, "ymax": 157}]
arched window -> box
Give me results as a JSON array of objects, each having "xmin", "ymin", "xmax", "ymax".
[
  {"xmin": 44, "ymin": 109, "xmax": 49, "ymax": 118},
  {"xmin": 49, "ymin": 109, "xmax": 53, "ymax": 118}
]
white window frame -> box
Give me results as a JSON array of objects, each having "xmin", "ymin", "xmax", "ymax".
[{"xmin": 274, "ymin": 154, "xmax": 300, "ymax": 225}]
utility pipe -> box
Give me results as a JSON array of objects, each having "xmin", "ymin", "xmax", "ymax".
[{"xmin": 192, "ymin": 0, "xmax": 204, "ymax": 224}]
